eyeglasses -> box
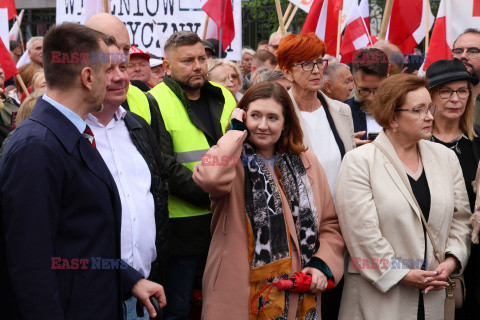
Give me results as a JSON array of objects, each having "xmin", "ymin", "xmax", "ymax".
[
  {"xmin": 452, "ymin": 47, "xmax": 480, "ymax": 59},
  {"xmin": 356, "ymin": 88, "xmax": 377, "ymax": 97},
  {"xmin": 395, "ymin": 105, "xmax": 437, "ymax": 119},
  {"xmin": 437, "ymin": 86, "xmax": 471, "ymax": 99},
  {"xmin": 292, "ymin": 59, "xmax": 328, "ymax": 72}
]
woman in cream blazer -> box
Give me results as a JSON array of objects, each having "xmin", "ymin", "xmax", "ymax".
[{"xmin": 335, "ymin": 74, "xmax": 471, "ymax": 320}]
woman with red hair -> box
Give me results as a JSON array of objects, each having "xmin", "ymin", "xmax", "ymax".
[{"xmin": 278, "ymin": 33, "xmax": 356, "ymax": 197}]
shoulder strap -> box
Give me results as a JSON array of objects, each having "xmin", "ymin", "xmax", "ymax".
[{"xmin": 373, "ymin": 141, "xmax": 444, "ymax": 264}]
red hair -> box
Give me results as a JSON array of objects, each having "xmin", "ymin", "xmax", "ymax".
[{"xmin": 277, "ymin": 33, "xmax": 327, "ymax": 71}]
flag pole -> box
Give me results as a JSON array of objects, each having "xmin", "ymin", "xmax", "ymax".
[
  {"xmin": 283, "ymin": 3, "xmax": 293, "ymax": 24},
  {"xmin": 16, "ymin": 17, "xmax": 24, "ymax": 53},
  {"xmin": 15, "ymin": 74, "xmax": 29, "ymax": 97},
  {"xmin": 104, "ymin": 0, "xmax": 109, "ymax": 13},
  {"xmin": 336, "ymin": 9, "xmax": 342, "ymax": 59},
  {"xmin": 202, "ymin": 15, "xmax": 209, "ymax": 40},
  {"xmin": 219, "ymin": 27, "xmax": 223, "ymax": 58},
  {"xmin": 275, "ymin": 0, "xmax": 286, "ymax": 36},
  {"xmin": 285, "ymin": 6, "xmax": 298, "ymax": 30},
  {"xmin": 379, "ymin": 0, "xmax": 394, "ymax": 40},
  {"xmin": 425, "ymin": 0, "xmax": 430, "ymax": 54}
]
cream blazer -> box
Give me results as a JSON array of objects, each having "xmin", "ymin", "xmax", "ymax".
[
  {"xmin": 334, "ymin": 131, "xmax": 472, "ymax": 320},
  {"xmin": 288, "ymin": 89, "xmax": 356, "ymax": 153}
]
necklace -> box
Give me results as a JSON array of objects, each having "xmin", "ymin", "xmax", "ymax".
[{"xmin": 430, "ymin": 131, "xmax": 466, "ymax": 154}]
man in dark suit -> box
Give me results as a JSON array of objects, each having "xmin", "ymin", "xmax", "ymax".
[
  {"xmin": 345, "ymin": 48, "xmax": 389, "ymax": 146},
  {"xmin": 0, "ymin": 23, "xmax": 165, "ymax": 319}
]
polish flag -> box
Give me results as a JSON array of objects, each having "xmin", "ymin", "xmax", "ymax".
[
  {"xmin": 202, "ymin": 0, "xmax": 235, "ymax": 49},
  {"xmin": 422, "ymin": 0, "xmax": 480, "ymax": 72},
  {"xmin": 0, "ymin": 0, "xmax": 17, "ymax": 20},
  {"xmin": 0, "ymin": 37, "xmax": 19, "ymax": 81},
  {"xmin": 340, "ymin": 0, "xmax": 371, "ymax": 64},
  {"xmin": 9, "ymin": 9, "xmax": 24, "ymax": 41},
  {"xmin": 301, "ymin": 0, "xmax": 343, "ymax": 56},
  {"xmin": 386, "ymin": 0, "xmax": 434, "ymax": 54},
  {"xmin": 359, "ymin": 0, "xmax": 370, "ymax": 35}
]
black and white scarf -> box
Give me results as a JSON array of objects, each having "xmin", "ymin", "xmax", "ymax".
[{"xmin": 243, "ymin": 141, "xmax": 320, "ymax": 320}]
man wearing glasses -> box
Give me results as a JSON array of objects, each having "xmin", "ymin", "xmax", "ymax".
[
  {"xmin": 345, "ymin": 48, "xmax": 389, "ymax": 145},
  {"xmin": 452, "ymin": 28, "xmax": 480, "ymax": 127}
]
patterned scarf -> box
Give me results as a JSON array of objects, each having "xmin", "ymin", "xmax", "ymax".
[{"xmin": 243, "ymin": 142, "xmax": 320, "ymax": 320}]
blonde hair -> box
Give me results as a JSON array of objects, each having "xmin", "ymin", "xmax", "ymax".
[
  {"xmin": 207, "ymin": 59, "xmax": 243, "ymax": 90},
  {"xmin": 31, "ymin": 70, "xmax": 46, "ymax": 92},
  {"xmin": 16, "ymin": 89, "xmax": 46, "ymax": 126},
  {"xmin": 429, "ymin": 82, "xmax": 477, "ymax": 140}
]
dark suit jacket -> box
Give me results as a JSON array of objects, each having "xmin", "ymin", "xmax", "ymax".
[
  {"xmin": 345, "ymin": 97, "xmax": 367, "ymax": 139},
  {"xmin": 0, "ymin": 98, "xmax": 142, "ymax": 319}
]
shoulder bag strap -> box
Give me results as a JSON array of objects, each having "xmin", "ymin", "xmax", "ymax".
[{"xmin": 373, "ymin": 141, "xmax": 444, "ymax": 264}]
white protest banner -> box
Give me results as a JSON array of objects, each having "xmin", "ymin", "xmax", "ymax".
[{"xmin": 56, "ymin": 0, "xmax": 242, "ymax": 61}]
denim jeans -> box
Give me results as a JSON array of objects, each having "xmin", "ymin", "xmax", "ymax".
[
  {"xmin": 123, "ymin": 295, "xmax": 149, "ymax": 320},
  {"xmin": 162, "ymin": 256, "xmax": 199, "ymax": 320}
]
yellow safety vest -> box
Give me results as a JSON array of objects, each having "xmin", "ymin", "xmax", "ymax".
[
  {"xmin": 126, "ymin": 84, "xmax": 151, "ymax": 124},
  {"xmin": 149, "ymin": 81, "xmax": 236, "ymax": 218}
]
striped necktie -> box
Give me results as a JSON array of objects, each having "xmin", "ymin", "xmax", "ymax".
[{"xmin": 83, "ymin": 125, "xmax": 96, "ymax": 149}]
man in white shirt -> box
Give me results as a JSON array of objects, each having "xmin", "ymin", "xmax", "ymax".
[{"xmin": 86, "ymin": 40, "xmax": 169, "ymax": 320}]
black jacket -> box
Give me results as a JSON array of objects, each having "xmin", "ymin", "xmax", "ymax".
[
  {"xmin": 154, "ymin": 76, "xmax": 233, "ymax": 256},
  {"xmin": 124, "ymin": 112, "xmax": 170, "ymax": 283},
  {"xmin": 345, "ymin": 96, "xmax": 367, "ymax": 137}
]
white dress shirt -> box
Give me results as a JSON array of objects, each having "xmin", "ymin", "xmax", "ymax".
[{"xmin": 86, "ymin": 107, "xmax": 156, "ymax": 278}]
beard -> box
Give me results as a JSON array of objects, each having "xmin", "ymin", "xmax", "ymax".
[
  {"xmin": 463, "ymin": 61, "xmax": 480, "ymax": 79},
  {"xmin": 171, "ymin": 72, "xmax": 206, "ymax": 91}
]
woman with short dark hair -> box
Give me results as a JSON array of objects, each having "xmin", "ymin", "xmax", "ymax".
[
  {"xmin": 193, "ymin": 82, "xmax": 345, "ymax": 320},
  {"xmin": 336, "ymin": 74, "xmax": 471, "ymax": 320}
]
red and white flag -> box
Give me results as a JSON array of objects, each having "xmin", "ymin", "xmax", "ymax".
[
  {"xmin": 301, "ymin": 0, "xmax": 343, "ymax": 56},
  {"xmin": 0, "ymin": 0, "xmax": 17, "ymax": 20},
  {"xmin": 387, "ymin": 0, "xmax": 434, "ymax": 54},
  {"xmin": 423, "ymin": 0, "xmax": 480, "ymax": 71},
  {"xmin": 340, "ymin": 0, "xmax": 371, "ymax": 63},
  {"xmin": 9, "ymin": 9, "xmax": 24, "ymax": 41},
  {"xmin": 202, "ymin": 0, "xmax": 235, "ymax": 50},
  {"xmin": 0, "ymin": 37, "xmax": 18, "ymax": 81}
]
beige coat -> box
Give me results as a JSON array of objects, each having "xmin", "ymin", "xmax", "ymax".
[
  {"xmin": 334, "ymin": 131, "xmax": 472, "ymax": 320},
  {"xmin": 288, "ymin": 89, "xmax": 356, "ymax": 153},
  {"xmin": 193, "ymin": 130, "xmax": 345, "ymax": 320}
]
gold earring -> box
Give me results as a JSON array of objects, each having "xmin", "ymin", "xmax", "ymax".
[{"xmin": 392, "ymin": 128, "xmax": 398, "ymax": 133}]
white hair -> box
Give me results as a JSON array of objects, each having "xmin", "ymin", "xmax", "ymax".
[
  {"xmin": 26, "ymin": 37, "xmax": 43, "ymax": 52},
  {"xmin": 323, "ymin": 62, "xmax": 351, "ymax": 86},
  {"xmin": 242, "ymin": 48, "xmax": 255, "ymax": 57}
]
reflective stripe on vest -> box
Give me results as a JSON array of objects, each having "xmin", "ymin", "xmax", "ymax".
[
  {"xmin": 149, "ymin": 81, "xmax": 236, "ymax": 218},
  {"xmin": 126, "ymin": 85, "xmax": 151, "ymax": 124},
  {"xmin": 175, "ymin": 149, "xmax": 211, "ymax": 164}
]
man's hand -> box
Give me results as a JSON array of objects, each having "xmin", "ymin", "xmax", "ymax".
[
  {"xmin": 354, "ymin": 131, "xmax": 372, "ymax": 146},
  {"xmin": 132, "ymin": 278, "xmax": 167, "ymax": 318}
]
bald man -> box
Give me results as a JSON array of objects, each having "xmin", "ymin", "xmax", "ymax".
[
  {"xmin": 85, "ymin": 14, "xmax": 168, "ymax": 319},
  {"xmin": 85, "ymin": 13, "xmax": 131, "ymax": 55},
  {"xmin": 85, "ymin": 13, "xmax": 162, "ymax": 144}
]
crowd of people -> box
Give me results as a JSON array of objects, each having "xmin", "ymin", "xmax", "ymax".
[{"xmin": 0, "ymin": 12, "xmax": 480, "ymax": 320}]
